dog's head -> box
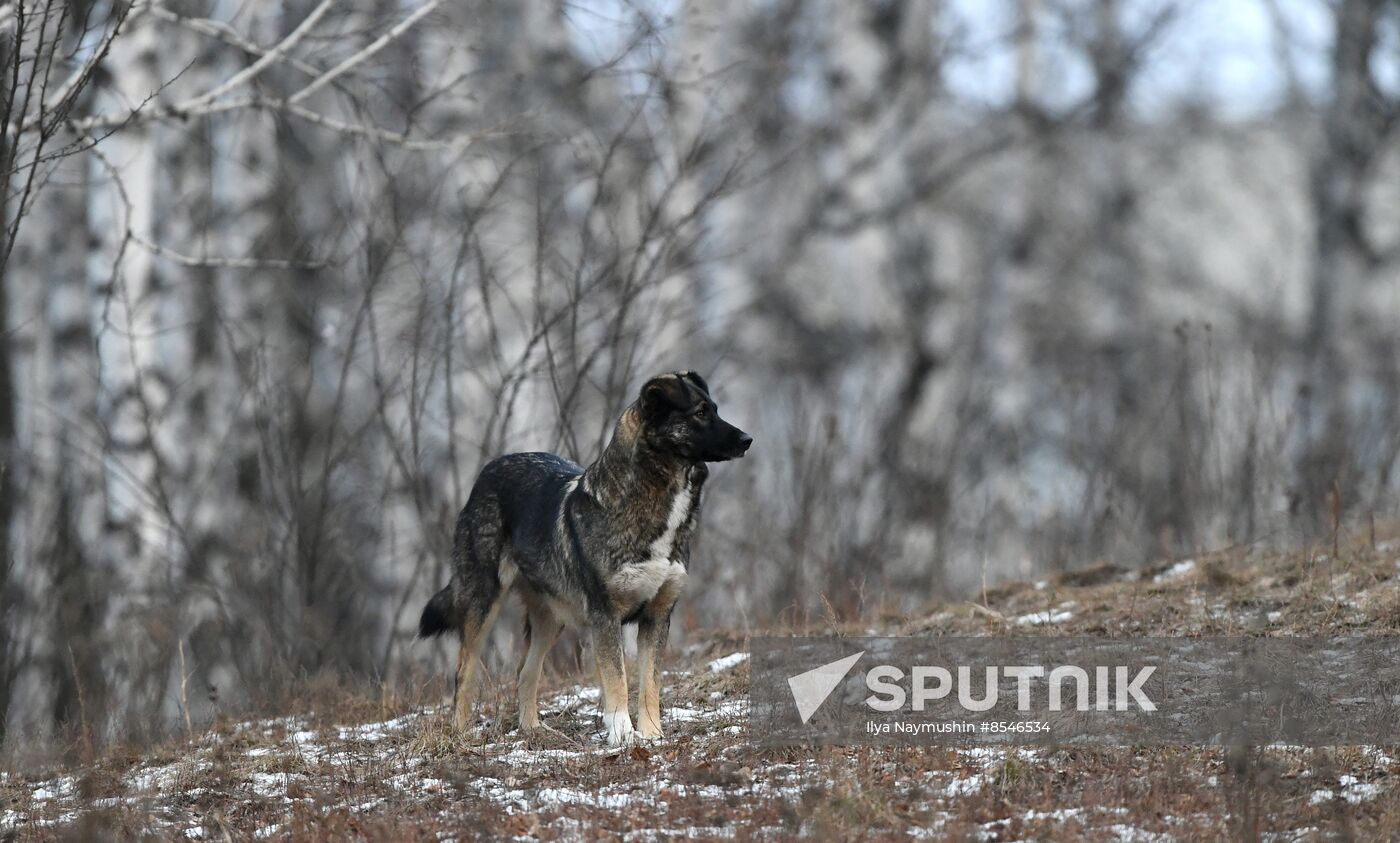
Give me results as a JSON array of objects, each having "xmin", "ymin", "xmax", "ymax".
[{"xmin": 635, "ymin": 371, "xmax": 752, "ymax": 463}]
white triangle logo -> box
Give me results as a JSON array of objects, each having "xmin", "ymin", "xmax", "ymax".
[{"xmin": 787, "ymin": 651, "xmax": 864, "ymax": 724}]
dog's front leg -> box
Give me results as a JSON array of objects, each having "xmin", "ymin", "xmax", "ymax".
[
  {"xmin": 635, "ymin": 611, "xmax": 670, "ymax": 740},
  {"xmin": 590, "ymin": 618, "xmax": 634, "ymax": 746},
  {"xmin": 637, "ymin": 573, "xmax": 684, "ymax": 740}
]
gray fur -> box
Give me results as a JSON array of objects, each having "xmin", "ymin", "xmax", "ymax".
[{"xmin": 419, "ymin": 371, "xmax": 751, "ymax": 745}]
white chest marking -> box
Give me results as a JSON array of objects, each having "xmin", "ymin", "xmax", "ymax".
[
  {"xmin": 609, "ymin": 481, "xmax": 695, "ymax": 604},
  {"xmin": 610, "ymin": 558, "xmax": 687, "ymax": 603},
  {"xmin": 648, "ymin": 480, "xmax": 695, "ymax": 565}
]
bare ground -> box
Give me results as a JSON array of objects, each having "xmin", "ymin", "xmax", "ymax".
[{"xmin": 4, "ymin": 534, "xmax": 1400, "ymax": 841}]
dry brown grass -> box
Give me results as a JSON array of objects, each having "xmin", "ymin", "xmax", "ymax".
[{"xmin": 4, "ymin": 531, "xmax": 1399, "ymax": 840}]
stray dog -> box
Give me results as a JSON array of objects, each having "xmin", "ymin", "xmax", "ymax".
[{"xmin": 418, "ymin": 372, "xmax": 752, "ymax": 746}]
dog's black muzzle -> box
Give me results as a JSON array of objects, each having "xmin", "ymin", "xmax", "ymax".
[{"xmin": 709, "ymin": 430, "xmax": 752, "ymax": 461}]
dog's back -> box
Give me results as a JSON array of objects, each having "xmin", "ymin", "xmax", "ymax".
[
  {"xmin": 475, "ymin": 451, "xmax": 583, "ymax": 566},
  {"xmin": 418, "ymin": 451, "xmax": 581, "ymax": 637}
]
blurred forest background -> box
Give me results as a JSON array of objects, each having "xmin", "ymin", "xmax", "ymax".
[{"xmin": 0, "ymin": 0, "xmax": 1397, "ymax": 757}]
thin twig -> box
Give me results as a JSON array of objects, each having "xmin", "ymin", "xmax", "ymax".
[
  {"xmin": 287, "ymin": 0, "xmax": 443, "ymax": 106},
  {"xmin": 177, "ymin": 638, "xmax": 193, "ymax": 737},
  {"xmin": 173, "ymin": 0, "xmax": 334, "ymax": 113}
]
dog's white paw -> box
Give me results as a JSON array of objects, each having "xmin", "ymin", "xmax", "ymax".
[{"xmin": 603, "ymin": 711, "xmax": 636, "ymax": 746}]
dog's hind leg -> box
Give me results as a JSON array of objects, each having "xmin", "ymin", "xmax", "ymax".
[
  {"xmin": 452, "ymin": 523, "xmax": 516, "ymax": 733},
  {"xmin": 590, "ymin": 618, "xmax": 634, "ymax": 746},
  {"xmin": 453, "ymin": 595, "xmax": 508, "ymax": 732},
  {"xmin": 515, "ymin": 591, "xmax": 564, "ymax": 731}
]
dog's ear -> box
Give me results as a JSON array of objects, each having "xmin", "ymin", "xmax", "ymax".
[
  {"xmin": 639, "ymin": 375, "xmax": 687, "ymax": 420},
  {"xmin": 681, "ymin": 371, "xmax": 710, "ymax": 396}
]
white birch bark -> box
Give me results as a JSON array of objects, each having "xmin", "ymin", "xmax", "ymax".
[{"xmin": 87, "ymin": 9, "xmax": 189, "ymax": 731}]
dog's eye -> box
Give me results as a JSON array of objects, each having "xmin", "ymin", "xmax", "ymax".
[{"xmin": 694, "ymin": 405, "xmax": 710, "ymax": 419}]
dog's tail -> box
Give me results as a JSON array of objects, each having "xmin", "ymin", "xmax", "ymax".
[{"xmin": 417, "ymin": 585, "xmax": 459, "ymax": 639}]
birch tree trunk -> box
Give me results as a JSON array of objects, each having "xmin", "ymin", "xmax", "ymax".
[
  {"xmin": 0, "ymin": 0, "xmax": 120, "ymax": 747},
  {"xmin": 1295, "ymin": 0, "xmax": 1384, "ymax": 530},
  {"xmin": 38, "ymin": 148, "xmax": 110, "ymax": 740},
  {"xmin": 178, "ymin": 2, "xmax": 279, "ymax": 725},
  {"xmin": 0, "ymin": 180, "xmax": 13, "ymax": 753},
  {"xmin": 90, "ymin": 8, "xmax": 185, "ymax": 735}
]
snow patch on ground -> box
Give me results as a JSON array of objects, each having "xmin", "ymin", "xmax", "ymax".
[
  {"xmin": 338, "ymin": 715, "xmax": 416, "ymax": 742},
  {"xmin": 537, "ymin": 786, "xmax": 637, "ymax": 810},
  {"xmin": 1022, "ymin": 807, "xmax": 1086, "ymax": 822},
  {"xmin": 1101, "ymin": 824, "xmax": 1174, "ymax": 842},
  {"xmin": 707, "ymin": 652, "xmax": 749, "ymax": 672},
  {"xmin": 1154, "ymin": 559, "xmax": 1197, "ymax": 582},
  {"xmin": 489, "ymin": 747, "xmax": 587, "ymax": 767},
  {"xmin": 1012, "ymin": 605, "xmax": 1075, "ymax": 625},
  {"xmin": 545, "ymin": 687, "xmax": 601, "ymax": 711},
  {"xmin": 942, "ymin": 774, "xmax": 984, "ymax": 797},
  {"xmin": 622, "ymin": 827, "xmax": 741, "ymax": 840},
  {"xmin": 1338, "ymin": 775, "xmax": 1381, "ymax": 804},
  {"xmin": 30, "ymin": 776, "xmax": 76, "ymax": 801},
  {"xmin": 248, "ymin": 771, "xmax": 300, "ymax": 799},
  {"xmin": 1310, "ymin": 775, "xmax": 1381, "ymax": 806},
  {"xmin": 648, "ymin": 701, "xmax": 744, "ymax": 723},
  {"xmin": 709, "ymin": 700, "xmax": 747, "ymax": 719},
  {"xmin": 128, "ymin": 761, "xmax": 210, "ymax": 792}
]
